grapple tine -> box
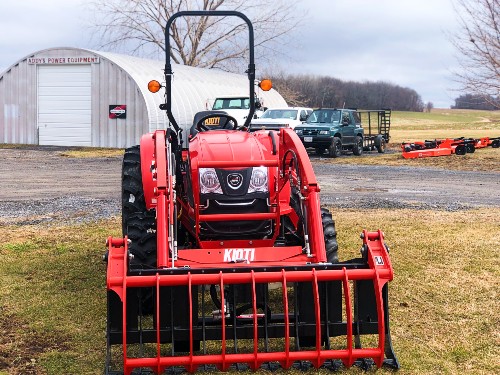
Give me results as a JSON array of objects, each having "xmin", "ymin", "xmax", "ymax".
[
  {"xmin": 312, "ymin": 269, "xmax": 325, "ymax": 369},
  {"xmin": 341, "ymin": 267, "xmax": 354, "ymax": 368},
  {"xmin": 250, "ymin": 271, "xmax": 259, "ymax": 371},
  {"xmin": 279, "ymin": 270, "xmax": 291, "ymax": 370}
]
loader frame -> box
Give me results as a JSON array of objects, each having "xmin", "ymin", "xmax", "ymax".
[{"xmin": 105, "ymin": 10, "xmax": 399, "ymax": 374}]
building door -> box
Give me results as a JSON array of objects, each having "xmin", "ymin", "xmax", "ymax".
[{"xmin": 37, "ymin": 65, "xmax": 91, "ymax": 146}]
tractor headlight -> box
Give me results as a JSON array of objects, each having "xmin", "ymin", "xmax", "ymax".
[
  {"xmin": 199, "ymin": 168, "xmax": 222, "ymax": 194},
  {"xmin": 248, "ymin": 167, "xmax": 268, "ymax": 193},
  {"xmin": 295, "ymin": 129, "xmax": 303, "ymax": 135},
  {"xmin": 319, "ymin": 130, "xmax": 329, "ymax": 135}
]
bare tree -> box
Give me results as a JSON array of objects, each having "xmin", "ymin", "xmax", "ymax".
[
  {"xmin": 452, "ymin": 0, "xmax": 500, "ymax": 106},
  {"xmin": 87, "ymin": 0, "xmax": 304, "ymax": 71}
]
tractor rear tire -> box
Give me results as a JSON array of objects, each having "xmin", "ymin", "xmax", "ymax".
[
  {"xmin": 328, "ymin": 137, "xmax": 342, "ymax": 158},
  {"xmin": 352, "ymin": 136, "xmax": 363, "ymax": 156},
  {"xmin": 321, "ymin": 207, "xmax": 338, "ymax": 263}
]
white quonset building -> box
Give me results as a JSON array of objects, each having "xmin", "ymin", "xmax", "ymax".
[{"xmin": 0, "ymin": 47, "xmax": 287, "ymax": 148}]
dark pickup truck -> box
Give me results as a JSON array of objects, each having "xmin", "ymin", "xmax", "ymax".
[{"xmin": 294, "ymin": 108, "xmax": 390, "ymax": 157}]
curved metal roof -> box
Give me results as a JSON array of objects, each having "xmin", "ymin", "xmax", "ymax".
[
  {"xmin": 1, "ymin": 47, "xmax": 287, "ymax": 142},
  {"xmin": 91, "ymin": 50, "xmax": 288, "ymax": 136}
]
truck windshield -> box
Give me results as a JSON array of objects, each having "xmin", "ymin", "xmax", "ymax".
[
  {"xmin": 260, "ymin": 109, "xmax": 297, "ymax": 119},
  {"xmin": 306, "ymin": 110, "xmax": 341, "ymax": 124},
  {"xmin": 213, "ymin": 98, "xmax": 250, "ymax": 110}
]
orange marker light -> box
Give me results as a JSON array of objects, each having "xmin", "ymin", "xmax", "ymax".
[
  {"xmin": 148, "ymin": 80, "xmax": 162, "ymax": 93},
  {"xmin": 258, "ymin": 79, "xmax": 272, "ymax": 91}
]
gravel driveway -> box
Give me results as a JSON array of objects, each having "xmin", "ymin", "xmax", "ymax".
[{"xmin": 0, "ymin": 147, "xmax": 498, "ymax": 225}]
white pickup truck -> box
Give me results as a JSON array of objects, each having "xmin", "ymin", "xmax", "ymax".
[
  {"xmin": 210, "ymin": 96, "xmax": 265, "ymax": 126},
  {"xmin": 249, "ymin": 107, "xmax": 313, "ymax": 131}
]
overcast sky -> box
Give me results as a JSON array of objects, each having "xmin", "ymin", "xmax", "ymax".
[{"xmin": 0, "ymin": 0, "xmax": 461, "ymax": 108}]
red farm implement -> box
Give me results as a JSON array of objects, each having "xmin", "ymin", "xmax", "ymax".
[
  {"xmin": 104, "ymin": 11, "xmax": 399, "ymax": 374},
  {"xmin": 401, "ymin": 136, "xmax": 500, "ymax": 159}
]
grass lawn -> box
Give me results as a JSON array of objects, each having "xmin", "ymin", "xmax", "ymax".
[
  {"xmin": 0, "ymin": 109, "xmax": 498, "ymax": 374},
  {"xmin": 0, "ymin": 208, "xmax": 498, "ymax": 374}
]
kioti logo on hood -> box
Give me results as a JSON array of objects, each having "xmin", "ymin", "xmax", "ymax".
[{"xmin": 227, "ymin": 173, "xmax": 243, "ymax": 189}]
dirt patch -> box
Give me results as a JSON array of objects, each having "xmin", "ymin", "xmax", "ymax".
[
  {"xmin": 0, "ymin": 146, "xmax": 498, "ymax": 226},
  {"xmin": 0, "ymin": 306, "xmax": 70, "ymax": 374}
]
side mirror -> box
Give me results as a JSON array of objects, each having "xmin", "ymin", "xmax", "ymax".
[
  {"xmin": 300, "ymin": 114, "xmax": 307, "ymax": 121},
  {"xmin": 342, "ymin": 120, "xmax": 349, "ymax": 126},
  {"xmin": 255, "ymin": 100, "xmax": 262, "ymax": 109}
]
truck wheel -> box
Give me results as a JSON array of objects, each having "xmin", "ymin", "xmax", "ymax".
[
  {"xmin": 352, "ymin": 136, "xmax": 364, "ymax": 156},
  {"xmin": 315, "ymin": 148, "xmax": 325, "ymax": 156},
  {"xmin": 328, "ymin": 137, "xmax": 342, "ymax": 158},
  {"xmin": 321, "ymin": 207, "xmax": 338, "ymax": 263}
]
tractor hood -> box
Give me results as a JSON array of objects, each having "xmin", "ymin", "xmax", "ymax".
[{"xmin": 189, "ymin": 130, "xmax": 270, "ymax": 163}]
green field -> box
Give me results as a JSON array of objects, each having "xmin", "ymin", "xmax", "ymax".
[{"xmin": 0, "ymin": 109, "xmax": 499, "ymax": 374}]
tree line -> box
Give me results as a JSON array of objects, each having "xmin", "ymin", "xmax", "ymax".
[
  {"xmin": 452, "ymin": 94, "xmax": 500, "ymax": 110},
  {"xmin": 268, "ymin": 73, "xmax": 425, "ymax": 111}
]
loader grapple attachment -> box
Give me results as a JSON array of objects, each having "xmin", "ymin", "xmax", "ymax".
[{"xmin": 105, "ymin": 231, "xmax": 399, "ymax": 374}]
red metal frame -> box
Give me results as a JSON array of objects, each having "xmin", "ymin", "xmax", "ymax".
[{"xmin": 107, "ymin": 229, "xmax": 393, "ymax": 374}]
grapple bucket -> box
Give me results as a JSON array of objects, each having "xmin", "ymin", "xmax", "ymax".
[{"xmin": 105, "ymin": 230, "xmax": 399, "ymax": 374}]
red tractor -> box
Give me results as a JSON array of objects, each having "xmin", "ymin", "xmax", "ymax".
[{"xmin": 105, "ymin": 10, "xmax": 399, "ymax": 374}]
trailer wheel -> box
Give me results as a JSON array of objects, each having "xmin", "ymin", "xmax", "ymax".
[
  {"xmin": 377, "ymin": 138, "xmax": 386, "ymax": 153},
  {"xmin": 352, "ymin": 136, "xmax": 364, "ymax": 156},
  {"xmin": 328, "ymin": 137, "xmax": 342, "ymax": 158},
  {"xmin": 375, "ymin": 134, "xmax": 386, "ymax": 153},
  {"xmin": 321, "ymin": 207, "xmax": 338, "ymax": 263}
]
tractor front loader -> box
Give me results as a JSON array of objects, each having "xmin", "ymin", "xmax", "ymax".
[{"xmin": 105, "ymin": 11, "xmax": 399, "ymax": 374}]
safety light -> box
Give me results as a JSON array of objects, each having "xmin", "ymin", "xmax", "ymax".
[
  {"xmin": 148, "ymin": 80, "xmax": 162, "ymax": 93},
  {"xmin": 258, "ymin": 79, "xmax": 272, "ymax": 91}
]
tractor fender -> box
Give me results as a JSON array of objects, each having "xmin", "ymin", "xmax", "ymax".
[{"xmin": 139, "ymin": 132, "xmax": 158, "ymax": 210}]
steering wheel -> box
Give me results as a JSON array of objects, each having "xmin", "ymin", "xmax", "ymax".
[{"xmin": 196, "ymin": 113, "xmax": 239, "ymax": 132}]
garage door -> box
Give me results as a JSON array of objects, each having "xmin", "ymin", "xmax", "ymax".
[{"xmin": 38, "ymin": 65, "xmax": 91, "ymax": 146}]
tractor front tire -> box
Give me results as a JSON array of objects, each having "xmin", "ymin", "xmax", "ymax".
[
  {"xmin": 321, "ymin": 207, "xmax": 338, "ymax": 263},
  {"xmin": 121, "ymin": 145, "xmax": 157, "ymax": 269},
  {"xmin": 122, "ymin": 146, "xmax": 146, "ymax": 234}
]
